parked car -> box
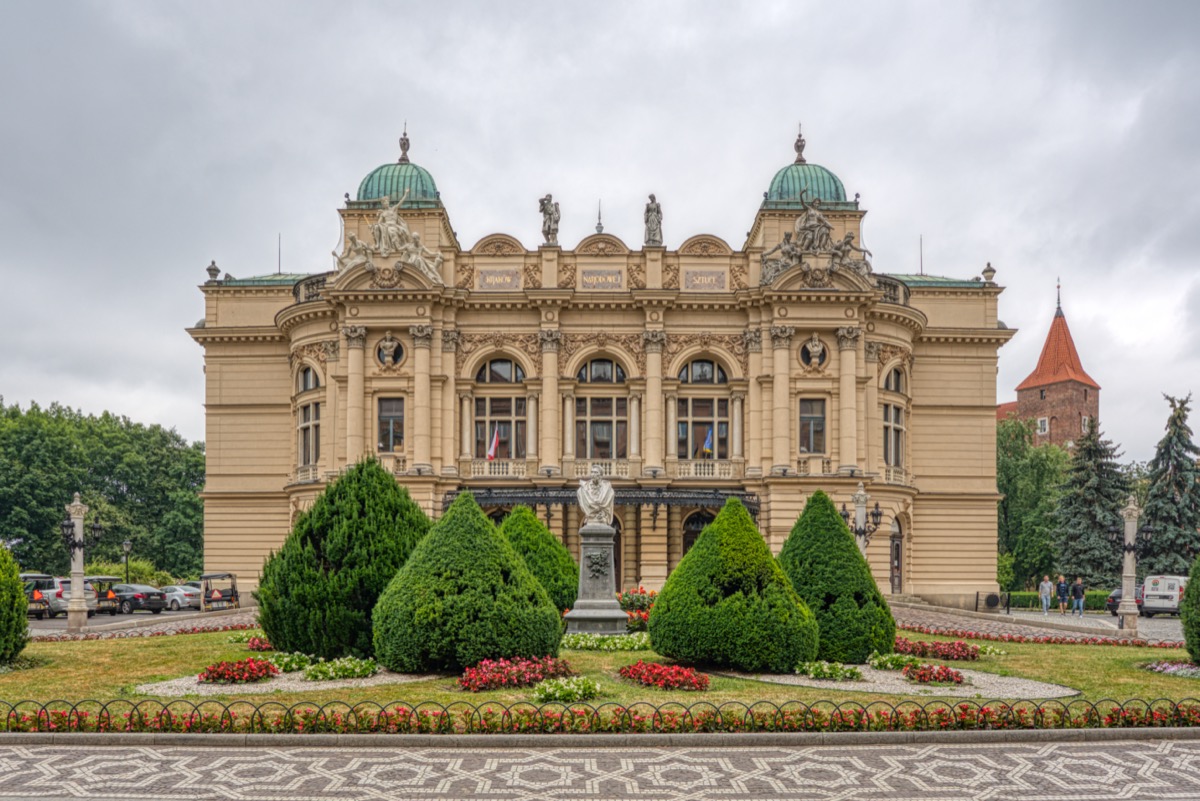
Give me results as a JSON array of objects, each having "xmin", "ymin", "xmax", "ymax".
[
  {"xmin": 23, "ymin": 576, "xmax": 98, "ymax": 618},
  {"xmin": 1105, "ymin": 585, "xmax": 1144, "ymax": 616},
  {"xmin": 85, "ymin": 575, "xmax": 122, "ymax": 616},
  {"xmin": 19, "ymin": 573, "xmax": 52, "ymax": 619},
  {"xmin": 111, "ymin": 584, "xmax": 167, "ymax": 615},
  {"xmin": 200, "ymin": 572, "xmax": 239, "ymax": 612},
  {"xmin": 1142, "ymin": 575, "xmax": 1189, "ymax": 617},
  {"xmin": 161, "ymin": 584, "xmax": 202, "ymax": 611}
]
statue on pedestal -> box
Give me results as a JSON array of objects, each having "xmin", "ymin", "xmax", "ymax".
[
  {"xmin": 539, "ymin": 194, "xmax": 560, "ymax": 246},
  {"xmin": 577, "ymin": 464, "xmax": 614, "ymax": 526},
  {"xmin": 644, "ymin": 194, "xmax": 663, "ymax": 246}
]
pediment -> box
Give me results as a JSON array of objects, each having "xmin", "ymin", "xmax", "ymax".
[
  {"xmin": 575, "ymin": 233, "xmax": 630, "ymax": 256},
  {"xmin": 470, "ymin": 233, "xmax": 526, "ymax": 256},
  {"xmin": 329, "ymin": 258, "xmax": 444, "ymax": 292},
  {"xmin": 678, "ymin": 234, "xmax": 734, "ymax": 257},
  {"xmin": 772, "ymin": 261, "xmax": 875, "ymax": 293}
]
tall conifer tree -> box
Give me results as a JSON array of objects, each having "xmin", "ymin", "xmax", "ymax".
[
  {"xmin": 1139, "ymin": 395, "xmax": 1200, "ymax": 577},
  {"xmin": 1053, "ymin": 420, "xmax": 1127, "ymax": 587}
]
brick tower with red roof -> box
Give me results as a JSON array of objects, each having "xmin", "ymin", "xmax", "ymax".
[{"xmin": 997, "ymin": 288, "xmax": 1099, "ymax": 448}]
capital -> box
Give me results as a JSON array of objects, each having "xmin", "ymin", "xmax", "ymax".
[
  {"xmin": 441, "ymin": 329, "xmax": 460, "ymax": 352},
  {"xmin": 409, "ymin": 324, "xmax": 434, "ymax": 348},
  {"xmin": 836, "ymin": 326, "xmax": 861, "ymax": 351},
  {"xmin": 851, "ymin": 481, "xmax": 869, "ymax": 507},
  {"xmin": 770, "ymin": 325, "xmax": 795, "ymax": 349},
  {"xmin": 539, "ymin": 329, "xmax": 563, "ymax": 352},
  {"xmin": 642, "ymin": 329, "xmax": 667, "ymax": 353},
  {"xmin": 731, "ymin": 392, "xmax": 747, "ymax": 403},
  {"xmin": 65, "ymin": 491, "xmax": 88, "ymax": 519},
  {"xmin": 1121, "ymin": 495, "xmax": 1141, "ymax": 523},
  {"xmin": 342, "ymin": 325, "xmax": 367, "ymax": 349},
  {"xmin": 864, "ymin": 340, "xmax": 881, "ymax": 363},
  {"xmin": 741, "ymin": 329, "xmax": 762, "ymax": 353}
]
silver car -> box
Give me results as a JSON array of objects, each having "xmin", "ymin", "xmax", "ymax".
[
  {"xmin": 25, "ymin": 576, "xmax": 98, "ymax": 617},
  {"xmin": 161, "ymin": 584, "xmax": 202, "ymax": 611}
]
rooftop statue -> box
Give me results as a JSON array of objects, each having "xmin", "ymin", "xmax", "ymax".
[
  {"xmin": 644, "ymin": 194, "xmax": 663, "ymax": 247},
  {"xmin": 794, "ymin": 190, "xmax": 833, "ymax": 252},
  {"xmin": 831, "ymin": 232, "xmax": 873, "ymax": 275},
  {"xmin": 760, "ymin": 231, "xmax": 802, "ymax": 285},
  {"xmin": 398, "ymin": 231, "xmax": 445, "ymax": 286},
  {"xmin": 373, "ymin": 189, "xmax": 413, "ymax": 257},
  {"xmin": 577, "ymin": 464, "xmax": 614, "ymax": 527},
  {"xmin": 334, "ymin": 233, "xmax": 373, "ymax": 272},
  {"xmin": 539, "ymin": 194, "xmax": 560, "ymax": 246}
]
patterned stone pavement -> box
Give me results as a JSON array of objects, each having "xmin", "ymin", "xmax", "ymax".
[
  {"xmin": 5, "ymin": 739, "xmax": 1200, "ymax": 800},
  {"xmin": 892, "ymin": 605, "xmax": 1185, "ymax": 643}
]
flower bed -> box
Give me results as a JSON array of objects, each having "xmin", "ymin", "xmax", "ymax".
[
  {"xmin": 532, "ymin": 676, "xmax": 602, "ymax": 703},
  {"xmin": 618, "ymin": 661, "xmax": 709, "ymax": 691},
  {"xmin": 895, "ymin": 638, "xmax": 979, "ymax": 661},
  {"xmin": 902, "ymin": 663, "xmax": 965, "ymax": 685},
  {"xmin": 899, "ymin": 622, "xmax": 1183, "ymax": 648},
  {"xmin": 246, "ymin": 636, "xmax": 273, "ymax": 652},
  {"xmin": 795, "ymin": 661, "xmax": 863, "ymax": 681},
  {"xmin": 7, "ymin": 699, "xmax": 1200, "ymax": 735},
  {"xmin": 561, "ymin": 632, "xmax": 651, "ymax": 651},
  {"xmin": 458, "ymin": 657, "xmax": 575, "ymax": 692},
  {"xmin": 32, "ymin": 622, "xmax": 260, "ymax": 643},
  {"xmin": 618, "ymin": 587, "xmax": 656, "ymax": 632},
  {"xmin": 867, "ymin": 651, "xmax": 920, "ymax": 671},
  {"xmin": 267, "ymin": 651, "xmax": 313, "ymax": 673},
  {"xmin": 197, "ymin": 657, "xmax": 279, "ymax": 684},
  {"xmin": 303, "ymin": 656, "xmax": 379, "ymax": 681},
  {"xmin": 1145, "ymin": 660, "xmax": 1200, "ymax": 678}
]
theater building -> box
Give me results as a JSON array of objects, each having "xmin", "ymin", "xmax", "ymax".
[{"xmin": 189, "ymin": 128, "xmax": 1013, "ymax": 608}]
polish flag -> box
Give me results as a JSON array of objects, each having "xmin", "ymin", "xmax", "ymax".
[{"xmin": 486, "ymin": 427, "xmax": 500, "ymax": 461}]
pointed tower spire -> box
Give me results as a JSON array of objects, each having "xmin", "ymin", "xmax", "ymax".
[
  {"xmin": 1056, "ymin": 277, "xmax": 1063, "ymax": 317},
  {"xmin": 1015, "ymin": 288, "xmax": 1098, "ymax": 391}
]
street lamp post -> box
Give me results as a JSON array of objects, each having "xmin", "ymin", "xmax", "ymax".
[
  {"xmin": 60, "ymin": 493, "xmax": 103, "ymax": 634},
  {"xmin": 1111, "ymin": 495, "xmax": 1152, "ymax": 637},
  {"xmin": 122, "ymin": 539, "xmax": 132, "ymax": 583},
  {"xmin": 840, "ymin": 481, "xmax": 884, "ymax": 556}
]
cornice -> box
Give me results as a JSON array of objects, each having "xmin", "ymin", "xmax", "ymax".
[
  {"xmin": 276, "ymin": 304, "xmax": 335, "ymax": 336},
  {"xmin": 917, "ymin": 328, "xmax": 1016, "ymax": 345},
  {"xmin": 189, "ymin": 325, "xmax": 287, "ymax": 344},
  {"xmin": 866, "ymin": 304, "xmax": 927, "ymax": 334}
]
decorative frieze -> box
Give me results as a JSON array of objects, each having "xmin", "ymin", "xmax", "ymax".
[
  {"xmin": 523, "ymin": 261, "xmax": 542, "ymax": 289},
  {"xmin": 627, "ymin": 260, "xmax": 646, "ymax": 290},
  {"xmin": 557, "ymin": 262, "xmax": 576, "ymax": 289},
  {"xmin": 459, "ymin": 332, "xmax": 542, "ymax": 365},
  {"xmin": 455, "ymin": 263, "xmax": 474, "ymax": 290},
  {"xmin": 289, "ymin": 340, "xmax": 339, "ymax": 367},
  {"xmin": 560, "ymin": 332, "xmax": 646, "ymax": 375},
  {"xmin": 874, "ymin": 342, "xmax": 914, "ymax": 375},
  {"xmin": 664, "ymin": 331, "xmax": 750, "ymax": 375},
  {"xmin": 662, "ymin": 261, "xmax": 680, "ymax": 289}
]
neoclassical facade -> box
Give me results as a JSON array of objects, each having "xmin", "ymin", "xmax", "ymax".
[{"xmin": 189, "ymin": 128, "xmax": 1013, "ymax": 607}]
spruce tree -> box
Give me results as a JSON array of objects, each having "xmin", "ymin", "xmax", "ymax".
[
  {"xmin": 1139, "ymin": 395, "xmax": 1200, "ymax": 577},
  {"xmin": 1053, "ymin": 420, "xmax": 1127, "ymax": 588},
  {"xmin": 500, "ymin": 505, "xmax": 578, "ymax": 613},
  {"xmin": 256, "ymin": 458, "xmax": 430, "ymax": 659},
  {"xmin": 0, "ymin": 544, "xmax": 28, "ymax": 665}
]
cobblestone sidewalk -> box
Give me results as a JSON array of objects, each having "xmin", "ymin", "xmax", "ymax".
[{"xmin": 893, "ymin": 605, "xmax": 1183, "ymax": 643}]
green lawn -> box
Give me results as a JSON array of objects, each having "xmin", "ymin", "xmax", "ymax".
[{"xmin": 1, "ymin": 630, "xmax": 1197, "ymax": 708}]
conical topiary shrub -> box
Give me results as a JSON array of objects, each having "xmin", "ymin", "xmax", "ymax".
[
  {"xmin": 500, "ymin": 505, "xmax": 578, "ymax": 613},
  {"xmin": 1180, "ymin": 552, "xmax": 1200, "ymax": 664},
  {"xmin": 779, "ymin": 490, "xmax": 896, "ymax": 663},
  {"xmin": 255, "ymin": 458, "xmax": 430, "ymax": 660},
  {"xmin": 0, "ymin": 545, "xmax": 28, "ymax": 665},
  {"xmin": 648, "ymin": 498, "xmax": 818, "ymax": 673},
  {"xmin": 373, "ymin": 492, "xmax": 563, "ymax": 672}
]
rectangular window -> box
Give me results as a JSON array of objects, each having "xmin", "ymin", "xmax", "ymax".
[
  {"xmin": 883, "ymin": 403, "xmax": 905, "ymax": 467},
  {"xmin": 1081, "ymin": 415, "xmax": 1090, "ymax": 433},
  {"xmin": 299, "ymin": 402, "xmax": 321, "ymax": 466},
  {"xmin": 575, "ymin": 396, "xmax": 629, "ymax": 459},
  {"xmin": 799, "ymin": 399, "xmax": 826, "ymax": 454},
  {"xmin": 1037, "ymin": 417, "xmax": 1049, "ymax": 435},
  {"xmin": 378, "ymin": 398, "xmax": 405, "ymax": 452},
  {"xmin": 475, "ymin": 396, "xmax": 527, "ymax": 458},
  {"xmin": 676, "ymin": 397, "xmax": 730, "ymax": 459}
]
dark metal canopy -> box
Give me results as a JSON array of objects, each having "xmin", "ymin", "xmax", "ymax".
[{"xmin": 441, "ymin": 485, "xmax": 759, "ymax": 526}]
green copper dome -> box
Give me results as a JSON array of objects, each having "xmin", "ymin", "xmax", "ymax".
[
  {"xmin": 762, "ymin": 125, "xmax": 857, "ymax": 210},
  {"xmin": 353, "ymin": 131, "xmax": 442, "ymax": 208}
]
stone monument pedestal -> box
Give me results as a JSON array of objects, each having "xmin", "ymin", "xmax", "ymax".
[{"xmin": 563, "ymin": 522, "xmax": 628, "ymax": 635}]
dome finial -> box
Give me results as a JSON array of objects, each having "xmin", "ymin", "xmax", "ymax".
[
  {"xmin": 398, "ymin": 123, "xmax": 410, "ymax": 164},
  {"xmin": 794, "ymin": 122, "xmax": 807, "ymax": 165}
]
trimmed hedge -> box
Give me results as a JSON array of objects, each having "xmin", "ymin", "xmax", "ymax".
[
  {"xmin": 1008, "ymin": 590, "xmax": 1109, "ymax": 611},
  {"xmin": 648, "ymin": 498, "xmax": 818, "ymax": 673},
  {"xmin": 255, "ymin": 458, "xmax": 430, "ymax": 660},
  {"xmin": 372, "ymin": 492, "xmax": 562, "ymax": 673},
  {"xmin": 500, "ymin": 505, "xmax": 578, "ymax": 613},
  {"xmin": 779, "ymin": 490, "xmax": 896, "ymax": 664},
  {"xmin": 1182, "ymin": 552, "xmax": 1200, "ymax": 663},
  {"xmin": 0, "ymin": 545, "xmax": 27, "ymax": 665}
]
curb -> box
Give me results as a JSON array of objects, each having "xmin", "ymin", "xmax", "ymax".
[{"xmin": 4, "ymin": 728, "xmax": 1200, "ymax": 748}]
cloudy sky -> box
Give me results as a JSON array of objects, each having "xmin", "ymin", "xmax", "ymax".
[{"xmin": 1, "ymin": 1, "xmax": 1196, "ymax": 461}]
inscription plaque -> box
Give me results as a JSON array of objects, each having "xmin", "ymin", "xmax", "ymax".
[
  {"xmin": 580, "ymin": 269, "xmax": 624, "ymax": 290},
  {"xmin": 684, "ymin": 270, "xmax": 727, "ymax": 291},
  {"xmin": 476, "ymin": 268, "xmax": 520, "ymax": 290}
]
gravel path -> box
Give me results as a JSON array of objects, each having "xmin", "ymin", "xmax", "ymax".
[
  {"xmin": 135, "ymin": 669, "xmax": 441, "ymax": 697},
  {"xmin": 734, "ymin": 665, "xmax": 1078, "ymax": 699}
]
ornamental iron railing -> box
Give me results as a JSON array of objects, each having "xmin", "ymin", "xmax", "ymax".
[{"xmin": 441, "ymin": 486, "xmax": 761, "ymax": 522}]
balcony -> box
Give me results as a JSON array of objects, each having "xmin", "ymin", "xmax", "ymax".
[
  {"xmin": 883, "ymin": 466, "xmax": 911, "ymax": 486},
  {"xmin": 795, "ymin": 456, "xmax": 834, "ymax": 476},
  {"xmin": 572, "ymin": 460, "xmax": 632, "ymax": 479},
  {"xmin": 291, "ymin": 273, "xmax": 330, "ymax": 304},
  {"xmin": 293, "ymin": 465, "xmax": 321, "ymax": 484},
  {"xmin": 672, "ymin": 460, "xmax": 739, "ymax": 480},
  {"xmin": 875, "ymin": 275, "xmax": 910, "ymax": 306},
  {"xmin": 471, "ymin": 459, "xmax": 528, "ymax": 478},
  {"xmin": 378, "ymin": 453, "xmax": 408, "ymax": 476}
]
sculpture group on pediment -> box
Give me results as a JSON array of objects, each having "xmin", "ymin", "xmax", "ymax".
[
  {"xmin": 794, "ymin": 192, "xmax": 834, "ymax": 253},
  {"xmin": 334, "ymin": 233, "xmax": 374, "ymax": 273},
  {"xmin": 760, "ymin": 232, "xmax": 802, "ymax": 285},
  {"xmin": 331, "ymin": 187, "xmax": 445, "ymax": 287},
  {"xmin": 372, "ymin": 189, "xmax": 413, "ymax": 257},
  {"xmin": 830, "ymin": 232, "xmax": 873, "ymax": 275}
]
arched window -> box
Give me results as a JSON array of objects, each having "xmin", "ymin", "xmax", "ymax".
[
  {"xmin": 677, "ymin": 359, "xmax": 727, "ymax": 384},
  {"xmin": 884, "ymin": 367, "xmax": 904, "ymax": 393},
  {"xmin": 476, "ymin": 358, "xmax": 525, "ymax": 383},
  {"xmin": 298, "ymin": 366, "xmax": 320, "ymax": 392},
  {"xmin": 683, "ymin": 511, "xmax": 715, "ymax": 555},
  {"xmin": 676, "ymin": 359, "xmax": 730, "ymax": 460},
  {"xmin": 577, "ymin": 358, "xmax": 626, "ymax": 383},
  {"xmin": 574, "ymin": 358, "xmax": 630, "ymax": 459}
]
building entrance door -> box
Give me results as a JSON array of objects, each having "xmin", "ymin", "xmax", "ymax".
[{"xmin": 889, "ymin": 520, "xmax": 903, "ymax": 594}]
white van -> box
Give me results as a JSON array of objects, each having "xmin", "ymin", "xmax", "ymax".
[{"xmin": 1141, "ymin": 575, "xmax": 1189, "ymax": 617}]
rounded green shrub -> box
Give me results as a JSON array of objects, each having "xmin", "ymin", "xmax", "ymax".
[
  {"xmin": 648, "ymin": 498, "xmax": 818, "ymax": 673},
  {"xmin": 372, "ymin": 492, "xmax": 563, "ymax": 673},
  {"xmin": 0, "ymin": 545, "xmax": 28, "ymax": 665},
  {"xmin": 779, "ymin": 490, "xmax": 896, "ymax": 664},
  {"xmin": 500, "ymin": 505, "xmax": 578, "ymax": 613},
  {"xmin": 1181, "ymin": 552, "xmax": 1200, "ymax": 664},
  {"xmin": 255, "ymin": 458, "xmax": 430, "ymax": 660}
]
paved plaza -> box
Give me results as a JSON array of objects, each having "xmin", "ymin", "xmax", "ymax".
[{"xmin": 5, "ymin": 738, "xmax": 1200, "ymax": 800}]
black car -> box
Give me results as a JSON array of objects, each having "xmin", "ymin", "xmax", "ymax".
[
  {"xmin": 1105, "ymin": 585, "xmax": 1144, "ymax": 616},
  {"xmin": 112, "ymin": 584, "xmax": 167, "ymax": 615}
]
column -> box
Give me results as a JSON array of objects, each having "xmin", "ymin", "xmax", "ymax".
[
  {"xmin": 837, "ymin": 326, "xmax": 861, "ymax": 474},
  {"xmin": 563, "ymin": 393, "xmax": 575, "ymax": 458},
  {"xmin": 1118, "ymin": 497, "xmax": 1141, "ymax": 636},
  {"xmin": 863, "ymin": 341, "xmax": 880, "ymax": 476},
  {"xmin": 527, "ymin": 393, "xmax": 538, "ymax": 460},
  {"xmin": 665, "ymin": 392, "xmax": 677, "ymax": 465},
  {"xmin": 539, "ymin": 330, "xmax": 561, "ymax": 474},
  {"xmin": 744, "ymin": 330, "xmax": 764, "ymax": 476},
  {"xmin": 770, "ymin": 325, "xmax": 794, "ymax": 475},
  {"xmin": 643, "ymin": 330, "xmax": 666, "ymax": 474},
  {"xmin": 323, "ymin": 341, "xmax": 339, "ymax": 473},
  {"xmin": 65, "ymin": 492, "xmax": 88, "ymax": 634},
  {"xmin": 459, "ymin": 392, "xmax": 473, "ymax": 458},
  {"xmin": 732, "ymin": 392, "xmax": 745, "ymax": 459},
  {"xmin": 629, "ymin": 394, "xmax": 641, "ymax": 458},
  {"xmin": 441, "ymin": 330, "xmax": 459, "ymax": 474},
  {"xmin": 343, "ymin": 325, "xmax": 367, "ymax": 462},
  {"xmin": 410, "ymin": 324, "xmax": 433, "ymax": 472}
]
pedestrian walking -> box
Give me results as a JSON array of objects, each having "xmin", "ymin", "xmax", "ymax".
[
  {"xmin": 1056, "ymin": 574, "xmax": 1069, "ymax": 615},
  {"xmin": 1070, "ymin": 576, "xmax": 1086, "ymax": 617},
  {"xmin": 1039, "ymin": 575, "xmax": 1054, "ymax": 616}
]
